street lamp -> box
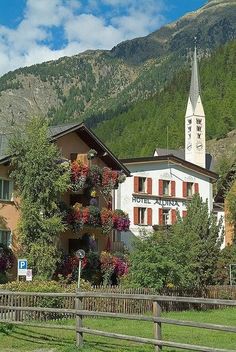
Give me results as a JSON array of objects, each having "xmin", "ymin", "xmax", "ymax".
[{"xmin": 75, "ymin": 249, "xmax": 85, "ymax": 289}]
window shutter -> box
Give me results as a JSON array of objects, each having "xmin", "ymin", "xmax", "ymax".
[
  {"xmin": 183, "ymin": 182, "xmax": 187, "ymax": 198},
  {"xmin": 171, "ymin": 209, "xmax": 177, "ymax": 224},
  {"xmin": 147, "ymin": 178, "xmax": 152, "ymax": 194},
  {"xmin": 134, "ymin": 177, "xmax": 139, "ymax": 193},
  {"xmin": 147, "ymin": 208, "xmax": 152, "ymax": 225},
  {"xmin": 182, "ymin": 210, "xmax": 187, "ymax": 218},
  {"xmin": 159, "ymin": 208, "xmax": 163, "ymax": 225},
  {"xmin": 159, "ymin": 180, "xmax": 163, "ymax": 196},
  {"xmin": 194, "ymin": 183, "xmax": 199, "ymax": 194},
  {"xmin": 171, "ymin": 180, "xmax": 176, "ymax": 197},
  {"xmin": 133, "ymin": 207, "xmax": 139, "ymax": 225}
]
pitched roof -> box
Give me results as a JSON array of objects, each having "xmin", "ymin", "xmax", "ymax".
[
  {"xmin": 189, "ymin": 46, "xmax": 201, "ymax": 112},
  {"xmin": 154, "ymin": 148, "xmax": 214, "ymax": 171},
  {"xmin": 121, "ymin": 154, "xmax": 218, "ymax": 180},
  {"xmin": 0, "ymin": 122, "xmax": 130, "ymax": 176}
]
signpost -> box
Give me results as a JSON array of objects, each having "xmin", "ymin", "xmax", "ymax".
[
  {"xmin": 17, "ymin": 259, "xmax": 28, "ymax": 277},
  {"xmin": 75, "ymin": 249, "xmax": 85, "ymax": 289},
  {"xmin": 26, "ymin": 269, "xmax": 33, "ymax": 281}
]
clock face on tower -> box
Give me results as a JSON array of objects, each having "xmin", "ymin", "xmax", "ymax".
[
  {"xmin": 187, "ymin": 141, "xmax": 192, "ymax": 151},
  {"xmin": 196, "ymin": 142, "xmax": 203, "ymax": 150}
]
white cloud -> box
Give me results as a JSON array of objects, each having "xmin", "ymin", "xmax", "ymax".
[{"xmin": 0, "ymin": 0, "xmax": 166, "ymax": 76}]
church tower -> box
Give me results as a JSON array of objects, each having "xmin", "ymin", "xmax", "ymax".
[{"xmin": 185, "ymin": 46, "xmax": 206, "ymax": 168}]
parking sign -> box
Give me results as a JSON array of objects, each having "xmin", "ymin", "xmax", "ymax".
[{"xmin": 18, "ymin": 259, "xmax": 28, "ymax": 276}]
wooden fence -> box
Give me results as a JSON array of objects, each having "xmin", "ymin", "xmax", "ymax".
[
  {"xmin": 1, "ymin": 285, "xmax": 236, "ymax": 321},
  {"xmin": 0, "ymin": 291, "xmax": 236, "ymax": 352}
]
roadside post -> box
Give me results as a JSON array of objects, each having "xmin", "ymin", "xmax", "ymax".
[
  {"xmin": 17, "ymin": 259, "xmax": 28, "ymax": 281},
  {"xmin": 75, "ymin": 249, "xmax": 85, "ymax": 347}
]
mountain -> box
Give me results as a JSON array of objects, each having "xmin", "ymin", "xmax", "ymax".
[
  {"xmin": 94, "ymin": 40, "xmax": 236, "ymax": 158},
  {"xmin": 0, "ymin": 0, "xmax": 235, "ymax": 132}
]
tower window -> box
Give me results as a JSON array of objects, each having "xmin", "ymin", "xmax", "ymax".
[
  {"xmin": 197, "ymin": 119, "xmax": 202, "ymax": 124},
  {"xmin": 188, "ymin": 134, "xmax": 191, "ymax": 139},
  {"xmin": 197, "ymin": 126, "xmax": 201, "ymax": 132},
  {"xmin": 197, "ymin": 133, "xmax": 201, "ymax": 139},
  {"xmin": 188, "ymin": 119, "xmax": 192, "ymax": 125},
  {"xmin": 188, "ymin": 126, "xmax": 191, "ymax": 132}
]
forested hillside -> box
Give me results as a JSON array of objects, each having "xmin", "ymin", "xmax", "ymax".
[{"xmin": 94, "ymin": 40, "xmax": 236, "ymax": 158}]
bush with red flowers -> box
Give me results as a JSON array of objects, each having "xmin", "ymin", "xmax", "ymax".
[{"xmin": 70, "ymin": 160, "xmax": 89, "ymax": 191}]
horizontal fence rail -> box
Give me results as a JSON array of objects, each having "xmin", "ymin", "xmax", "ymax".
[{"xmin": 0, "ymin": 290, "xmax": 236, "ymax": 351}]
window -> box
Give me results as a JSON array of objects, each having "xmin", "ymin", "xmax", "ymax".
[
  {"xmin": 162, "ymin": 209, "xmax": 171, "ymax": 225},
  {"xmin": 134, "ymin": 207, "xmax": 152, "ymax": 225},
  {"xmin": 134, "ymin": 177, "xmax": 152, "ymax": 194},
  {"xmin": 197, "ymin": 133, "xmax": 201, "ymax": 139},
  {"xmin": 188, "ymin": 119, "xmax": 192, "ymax": 125},
  {"xmin": 183, "ymin": 182, "xmax": 199, "ymax": 198},
  {"xmin": 187, "ymin": 182, "xmax": 193, "ymax": 197},
  {"xmin": 0, "ymin": 179, "xmax": 12, "ymax": 201},
  {"xmin": 0, "ymin": 230, "xmax": 11, "ymax": 247},
  {"xmin": 188, "ymin": 133, "xmax": 191, "ymax": 139},
  {"xmin": 188, "ymin": 126, "xmax": 191, "ymax": 132},
  {"xmin": 163, "ymin": 180, "xmax": 170, "ymax": 196},
  {"xmin": 197, "ymin": 126, "xmax": 202, "ymax": 132},
  {"xmin": 197, "ymin": 119, "xmax": 202, "ymax": 125},
  {"xmin": 138, "ymin": 177, "xmax": 146, "ymax": 193},
  {"xmin": 138, "ymin": 208, "xmax": 146, "ymax": 225}
]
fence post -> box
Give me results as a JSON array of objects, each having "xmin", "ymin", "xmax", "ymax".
[
  {"xmin": 153, "ymin": 300, "xmax": 162, "ymax": 352},
  {"xmin": 76, "ymin": 290, "xmax": 83, "ymax": 348}
]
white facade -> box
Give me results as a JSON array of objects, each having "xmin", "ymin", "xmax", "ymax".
[{"xmin": 115, "ymin": 157, "xmax": 215, "ymax": 249}]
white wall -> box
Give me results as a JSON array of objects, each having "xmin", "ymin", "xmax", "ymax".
[{"xmin": 115, "ymin": 160, "xmax": 213, "ymax": 247}]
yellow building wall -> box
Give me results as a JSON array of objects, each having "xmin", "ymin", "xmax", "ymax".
[{"xmin": 0, "ymin": 165, "xmax": 20, "ymax": 254}]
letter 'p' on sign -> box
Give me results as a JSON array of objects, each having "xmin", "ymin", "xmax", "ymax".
[{"xmin": 18, "ymin": 259, "xmax": 28, "ymax": 276}]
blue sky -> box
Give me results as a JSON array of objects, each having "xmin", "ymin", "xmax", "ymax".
[{"xmin": 0, "ymin": 0, "xmax": 206, "ymax": 75}]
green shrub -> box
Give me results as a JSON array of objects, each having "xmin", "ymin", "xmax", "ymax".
[{"xmin": 0, "ymin": 279, "xmax": 92, "ymax": 292}]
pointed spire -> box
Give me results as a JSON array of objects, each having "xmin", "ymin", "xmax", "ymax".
[{"xmin": 189, "ymin": 43, "xmax": 201, "ymax": 112}]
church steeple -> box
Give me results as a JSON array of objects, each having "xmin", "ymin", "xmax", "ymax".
[
  {"xmin": 189, "ymin": 46, "xmax": 201, "ymax": 112},
  {"xmin": 185, "ymin": 44, "xmax": 206, "ymax": 168}
]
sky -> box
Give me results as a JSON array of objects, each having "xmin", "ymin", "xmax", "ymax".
[{"xmin": 0, "ymin": 0, "xmax": 207, "ymax": 76}]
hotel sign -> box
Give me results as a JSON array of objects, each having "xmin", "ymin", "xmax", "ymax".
[{"xmin": 132, "ymin": 196, "xmax": 188, "ymax": 207}]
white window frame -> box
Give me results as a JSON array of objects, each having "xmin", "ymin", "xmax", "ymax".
[
  {"xmin": 163, "ymin": 180, "xmax": 170, "ymax": 196},
  {"xmin": 138, "ymin": 207, "xmax": 147, "ymax": 225},
  {"xmin": 162, "ymin": 209, "xmax": 171, "ymax": 225},
  {"xmin": 187, "ymin": 182, "xmax": 194, "ymax": 197},
  {"xmin": 138, "ymin": 177, "xmax": 146, "ymax": 193}
]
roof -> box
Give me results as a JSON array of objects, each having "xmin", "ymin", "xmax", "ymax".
[
  {"xmin": 154, "ymin": 148, "xmax": 214, "ymax": 171},
  {"xmin": 121, "ymin": 154, "xmax": 218, "ymax": 180},
  {"xmin": 0, "ymin": 122, "xmax": 130, "ymax": 176},
  {"xmin": 189, "ymin": 46, "xmax": 201, "ymax": 112}
]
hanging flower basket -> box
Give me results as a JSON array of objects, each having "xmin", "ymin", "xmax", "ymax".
[
  {"xmin": 88, "ymin": 165, "xmax": 102, "ymax": 187},
  {"xmin": 112, "ymin": 209, "xmax": 130, "ymax": 231},
  {"xmin": 100, "ymin": 208, "xmax": 114, "ymax": 235},
  {"xmin": 70, "ymin": 160, "xmax": 89, "ymax": 192}
]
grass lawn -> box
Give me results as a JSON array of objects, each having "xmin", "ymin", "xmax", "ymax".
[{"xmin": 0, "ymin": 308, "xmax": 236, "ymax": 352}]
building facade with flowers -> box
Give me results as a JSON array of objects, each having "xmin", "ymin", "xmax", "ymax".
[{"xmin": 0, "ymin": 123, "xmax": 130, "ymax": 268}]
